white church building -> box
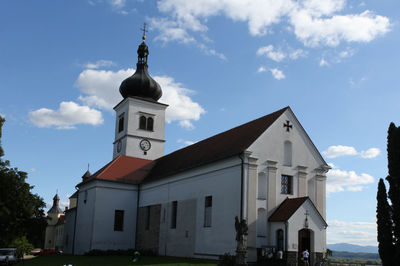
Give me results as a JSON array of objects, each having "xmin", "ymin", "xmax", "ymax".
[{"xmin": 62, "ymin": 35, "xmax": 329, "ymax": 265}]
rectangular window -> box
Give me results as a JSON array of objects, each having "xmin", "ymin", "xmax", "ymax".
[
  {"xmin": 114, "ymin": 210, "xmax": 124, "ymax": 231},
  {"xmin": 145, "ymin": 206, "xmax": 150, "ymax": 230},
  {"xmin": 118, "ymin": 114, "xmax": 124, "ymax": 133},
  {"xmin": 281, "ymin": 175, "xmax": 293, "ymax": 194},
  {"xmin": 171, "ymin": 201, "xmax": 177, "ymax": 229},
  {"xmin": 204, "ymin": 196, "xmax": 212, "ymax": 227}
]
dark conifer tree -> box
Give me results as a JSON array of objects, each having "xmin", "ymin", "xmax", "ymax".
[
  {"xmin": 377, "ymin": 178, "xmax": 394, "ymax": 265},
  {"xmin": 386, "ymin": 123, "xmax": 400, "ymax": 261}
]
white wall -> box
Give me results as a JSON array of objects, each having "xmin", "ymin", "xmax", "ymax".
[
  {"xmin": 113, "ymin": 97, "xmax": 167, "ymax": 160},
  {"xmin": 140, "ymin": 156, "xmax": 242, "ymax": 258},
  {"xmin": 248, "ymin": 110, "xmax": 325, "ymax": 208},
  {"xmin": 74, "ymin": 180, "xmax": 138, "ymax": 254}
]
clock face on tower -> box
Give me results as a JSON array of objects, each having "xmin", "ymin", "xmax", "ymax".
[{"xmin": 139, "ymin": 139, "xmax": 151, "ymax": 152}]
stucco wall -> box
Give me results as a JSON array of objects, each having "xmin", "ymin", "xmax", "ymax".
[
  {"xmin": 63, "ymin": 208, "xmax": 76, "ymax": 254},
  {"xmin": 140, "ymin": 156, "xmax": 242, "ymax": 259},
  {"xmin": 74, "ymin": 180, "xmax": 138, "ymax": 254},
  {"xmin": 136, "ymin": 204, "xmax": 161, "ymax": 253}
]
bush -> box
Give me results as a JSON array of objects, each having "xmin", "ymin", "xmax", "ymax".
[
  {"xmin": 11, "ymin": 236, "xmax": 33, "ymax": 257},
  {"xmin": 218, "ymin": 253, "xmax": 235, "ymax": 266}
]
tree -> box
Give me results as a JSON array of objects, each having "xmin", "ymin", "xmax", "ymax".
[
  {"xmin": 11, "ymin": 236, "xmax": 34, "ymax": 258},
  {"xmin": 377, "ymin": 178, "xmax": 394, "ymax": 266},
  {"xmin": 0, "ymin": 116, "xmax": 48, "ymax": 247},
  {"xmin": 386, "ymin": 122, "xmax": 400, "ymax": 262}
]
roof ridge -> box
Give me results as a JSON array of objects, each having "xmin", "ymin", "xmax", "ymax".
[{"xmin": 155, "ymin": 106, "xmax": 289, "ymax": 163}]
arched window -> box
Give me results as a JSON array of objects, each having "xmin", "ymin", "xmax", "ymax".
[
  {"xmin": 284, "ymin": 141, "xmax": 292, "ymax": 166},
  {"xmin": 139, "ymin": 116, "xmax": 147, "ymax": 130},
  {"xmin": 147, "ymin": 117, "xmax": 154, "ymax": 131},
  {"xmin": 277, "ymin": 229, "xmax": 284, "ymax": 250}
]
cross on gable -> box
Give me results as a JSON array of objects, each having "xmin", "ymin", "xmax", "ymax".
[{"xmin": 283, "ymin": 120, "xmax": 292, "ymax": 132}]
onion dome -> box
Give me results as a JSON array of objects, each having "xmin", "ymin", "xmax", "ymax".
[
  {"xmin": 48, "ymin": 193, "xmax": 63, "ymax": 214},
  {"xmin": 119, "ymin": 34, "xmax": 162, "ymax": 101}
]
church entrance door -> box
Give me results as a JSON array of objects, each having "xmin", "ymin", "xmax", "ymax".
[{"xmin": 298, "ymin": 229, "xmax": 311, "ymax": 265}]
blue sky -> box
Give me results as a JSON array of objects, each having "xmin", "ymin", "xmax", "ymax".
[{"xmin": 1, "ymin": 0, "xmax": 399, "ymax": 246}]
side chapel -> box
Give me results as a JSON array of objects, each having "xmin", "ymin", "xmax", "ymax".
[{"xmin": 60, "ymin": 32, "xmax": 329, "ymax": 265}]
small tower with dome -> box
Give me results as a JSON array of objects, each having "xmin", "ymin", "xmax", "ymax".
[
  {"xmin": 113, "ymin": 24, "xmax": 168, "ymax": 160},
  {"xmin": 44, "ymin": 193, "xmax": 65, "ymax": 250}
]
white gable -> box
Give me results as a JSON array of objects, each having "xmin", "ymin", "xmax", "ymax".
[{"xmin": 248, "ymin": 108, "xmax": 327, "ymax": 169}]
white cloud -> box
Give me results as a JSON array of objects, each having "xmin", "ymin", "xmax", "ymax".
[
  {"xmin": 149, "ymin": 17, "xmax": 196, "ymax": 44},
  {"xmin": 257, "ymin": 45, "xmax": 286, "ymax": 62},
  {"xmin": 319, "ymin": 58, "xmax": 329, "ymax": 66},
  {"xmin": 84, "ymin": 60, "xmax": 116, "ymax": 69},
  {"xmin": 327, "ymin": 219, "xmax": 377, "ymax": 246},
  {"xmin": 30, "ymin": 168, "xmax": 36, "ymax": 173},
  {"xmin": 360, "ymin": 148, "xmax": 381, "ymax": 159},
  {"xmin": 323, "ymin": 145, "xmax": 380, "ymax": 159},
  {"xmin": 323, "ymin": 145, "xmax": 358, "ymax": 158},
  {"xmin": 177, "ymin": 138, "xmax": 196, "ymax": 147},
  {"xmin": 149, "ymin": 17, "xmax": 226, "ymax": 59},
  {"xmin": 288, "ymin": 48, "xmax": 307, "ymax": 59},
  {"xmin": 257, "ymin": 66, "xmax": 267, "ymax": 73},
  {"xmin": 151, "ymin": 0, "xmax": 390, "ymax": 49},
  {"xmin": 270, "ymin": 68, "xmax": 285, "ymax": 80},
  {"xmin": 326, "ymin": 168, "xmax": 374, "ymax": 194},
  {"xmin": 290, "ymin": 10, "xmax": 390, "ymax": 47},
  {"xmin": 109, "ymin": 0, "xmax": 126, "ymax": 9},
  {"xmin": 29, "ymin": 101, "xmax": 103, "ymax": 129},
  {"xmin": 75, "ymin": 68, "xmax": 205, "ymax": 129}
]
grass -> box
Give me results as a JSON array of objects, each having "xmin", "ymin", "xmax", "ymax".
[{"xmin": 20, "ymin": 255, "xmax": 218, "ymax": 266}]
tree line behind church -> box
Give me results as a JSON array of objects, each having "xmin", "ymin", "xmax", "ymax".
[
  {"xmin": 0, "ymin": 116, "xmax": 47, "ymax": 251},
  {"xmin": 377, "ymin": 122, "xmax": 400, "ymax": 266}
]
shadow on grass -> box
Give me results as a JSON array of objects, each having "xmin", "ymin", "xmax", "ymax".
[{"xmin": 20, "ymin": 255, "xmax": 217, "ymax": 266}]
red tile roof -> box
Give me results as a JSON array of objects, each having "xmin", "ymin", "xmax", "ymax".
[
  {"xmin": 268, "ymin": 197, "xmax": 309, "ymax": 222},
  {"xmin": 79, "ymin": 155, "xmax": 154, "ymax": 186}
]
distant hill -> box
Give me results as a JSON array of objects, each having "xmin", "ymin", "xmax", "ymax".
[{"xmin": 327, "ymin": 243, "xmax": 378, "ymax": 254}]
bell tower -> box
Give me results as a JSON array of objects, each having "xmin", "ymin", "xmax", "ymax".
[{"xmin": 113, "ymin": 25, "xmax": 168, "ymax": 160}]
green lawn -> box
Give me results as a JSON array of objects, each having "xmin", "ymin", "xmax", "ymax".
[{"xmin": 20, "ymin": 255, "xmax": 218, "ymax": 266}]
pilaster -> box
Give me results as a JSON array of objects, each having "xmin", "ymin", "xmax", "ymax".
[
  {"xmin": 247, "ymin": 155, "xmax": 258, "ymax": 262},
  {"xmin": 267, "ymin": 160, "xmax": 278, "ymax": 216},
  {"xmin": 297, "ymin": 166, "xmax": 308, "ymax": 197},
  {"xmin": 315, "ymin": 167, "xmax": 328, "ymax": 219}
]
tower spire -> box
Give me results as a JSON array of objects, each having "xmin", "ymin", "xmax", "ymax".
[
  {"xmin": 141, "ymin": 23, "xmax": 147, "ymax": 41},
  {"xmin": 119, "ymin": 23, "xmax": 162, "ymax": 101}
]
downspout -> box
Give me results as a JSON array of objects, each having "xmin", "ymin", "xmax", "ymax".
[
  {"xmin": 72, "ymin": 186, "xmax": 79, "ymax": 255},
  {"xmin": 134, "ymin": 183, "xmax": 141, "ymax": 249}
]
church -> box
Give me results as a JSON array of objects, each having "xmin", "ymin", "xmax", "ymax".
[{"xmin": 58, "ymin": 33, "xmax": 329, "ymax": 265}]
